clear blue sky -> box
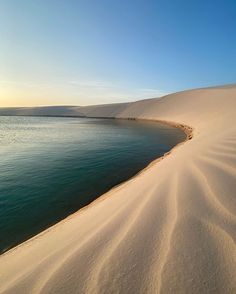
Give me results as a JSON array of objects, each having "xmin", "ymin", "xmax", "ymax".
[{"xmin": 1, "ymin": 0, "xmax": 236, "ymax": 106}]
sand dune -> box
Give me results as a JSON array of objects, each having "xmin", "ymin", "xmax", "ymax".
[
  {"xmin": 0, "ymin": 106, "xmax": 85, "ymax": 117},
  {"xmin": 1, "ymin": 85, "xmax": 236, "ymax": 293}
]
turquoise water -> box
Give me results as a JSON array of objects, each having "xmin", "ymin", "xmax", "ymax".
[{"xmin": 0, "ymin": 116, "xmax": 185, "ymax": 253}]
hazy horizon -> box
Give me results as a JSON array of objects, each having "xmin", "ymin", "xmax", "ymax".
[{"xmin": 1, "ymin": 0, "xmax": 236, "ymax": 107}]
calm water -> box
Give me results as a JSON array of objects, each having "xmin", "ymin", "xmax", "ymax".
[{"xmin": 0, "ymin": 116, "xmax": 185, "ymax": 253}]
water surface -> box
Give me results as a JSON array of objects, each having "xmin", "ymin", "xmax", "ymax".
[{"xmin": 0, "ymin": 116, "xmax": 185, "ymax": 253}]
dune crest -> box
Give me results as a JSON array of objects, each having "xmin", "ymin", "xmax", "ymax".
[{"xmin": 1, "ymin": 85, "xmax": 236, "ymax": 293}]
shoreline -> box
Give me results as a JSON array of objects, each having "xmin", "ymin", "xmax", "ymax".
[
  {"xmin": 0, "ymin": 118, "xmax": 191, "ymax": 257},
  {"xmin": 1, "ymin": 85, "xmax": 236, "ymax": 293}
]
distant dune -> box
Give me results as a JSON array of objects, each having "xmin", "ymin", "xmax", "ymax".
[
  {"xmin": 0, "ymin": 102, "xmax": 131, "ymax": 118},
  {"xmin": 0, "ymin": 105, "xmax": 85, "ymax": 117},
  {"xmin": 1, "ymin": 85, "xmax": 236, "ymax": 293}
]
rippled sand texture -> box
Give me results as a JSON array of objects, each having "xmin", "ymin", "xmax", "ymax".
[{"xmin": 1, "ymin": 85, "xmax": 236, "ymax": 293}]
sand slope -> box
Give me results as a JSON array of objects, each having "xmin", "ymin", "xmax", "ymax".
[{"xmin": 1, "ymin": 86, "xmax": 236, "ymax": 293}]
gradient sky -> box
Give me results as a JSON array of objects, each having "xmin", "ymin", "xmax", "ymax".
[{"xmin": 1, "ymin": 0, "xmax": 236, "ymax": 106}]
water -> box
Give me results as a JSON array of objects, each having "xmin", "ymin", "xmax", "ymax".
[{"xmin": 0, "ymin": 116, "xmax": 185, "ymax": 253}]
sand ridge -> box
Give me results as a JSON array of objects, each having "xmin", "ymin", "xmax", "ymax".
[{"xmin": 0, "ymin": 85, "xmax": 236, "ymax": 293}]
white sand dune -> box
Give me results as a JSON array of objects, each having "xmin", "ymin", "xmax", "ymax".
[
  {"xmin": 1, "ymin": 85, "xmax": 236, "ymax": 293},
  {"xmin": 0, "ymin": 106, "xmax": 85, "ymax": 117}
]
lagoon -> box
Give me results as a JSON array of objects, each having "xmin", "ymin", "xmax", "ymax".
[{"xmin": 0, "ymin": 116, "xmax": 185, "ymax": 253}]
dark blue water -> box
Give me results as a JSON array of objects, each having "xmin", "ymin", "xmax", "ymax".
[{"xmin": 0, "ymin": 116, "xmax": 185, "ymax": 253}]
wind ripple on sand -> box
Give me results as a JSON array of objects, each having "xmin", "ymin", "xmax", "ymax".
[{"xmin": 1, "ymin": 86, "xmax": 236, "ymax": 293}]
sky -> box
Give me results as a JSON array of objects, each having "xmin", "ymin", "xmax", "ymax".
[{"xmin": 0, "ymin": 0, "xmax": 236, "ymax": 107}]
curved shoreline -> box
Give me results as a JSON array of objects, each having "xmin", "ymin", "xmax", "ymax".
[
  {"xmin": 0, "ymin": 118, "xmax": 191, "ymax": 257},
  {"xmin": 1, "ymin": 85, "xmax": 236, "ymax": 294}
]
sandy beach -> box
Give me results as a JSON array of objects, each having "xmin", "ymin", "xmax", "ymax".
[{"xmin": 0, "ymin": 85, "xmax": 236, "ymax": 293}]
